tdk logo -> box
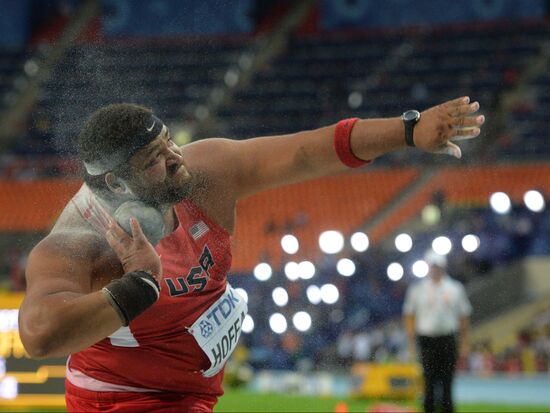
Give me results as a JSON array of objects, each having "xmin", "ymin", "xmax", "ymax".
[{"xmin": 206, "ymin": 289, "xmax": 240, "ymax": 326}]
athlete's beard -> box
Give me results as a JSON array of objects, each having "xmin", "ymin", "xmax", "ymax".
[{"xmin": 137, "ymin": 180, "xmax": 193, "ymax": 209}]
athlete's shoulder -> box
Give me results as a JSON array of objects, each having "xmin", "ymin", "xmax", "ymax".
[
  {"xmin": 180, "ymin": 138, "xmax": 239, "ymax": 173},
  {"xmin": 181, "ymin": 136, "xmax": 233, "ymax": 153},
  {"xmin": 32, "ymin": 198, "xmax": 107, "ymax": 261},
  {"xmin": 180, "ymin": 138, "xmax": 240, "ymax": 233},
  {"xmin": 29, "ymin": 227, "xmax": 105, "ymax": 269}
]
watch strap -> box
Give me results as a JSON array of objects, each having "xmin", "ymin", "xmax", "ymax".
[
  {"xmin": 405, "ymin": 122, "xmax": 415, "ymax": 147},
  {"xmin": 402, "ymin": 110, "xmax": 420, "ymax": 147}
]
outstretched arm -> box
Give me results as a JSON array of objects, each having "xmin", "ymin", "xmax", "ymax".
[
  {"xmin": 186, "ymin": 96, "xmax": 483, "ymax": 202},
  {"xmin": 182, "ymin": 96, "xmax": 483, "ymax": 233}
]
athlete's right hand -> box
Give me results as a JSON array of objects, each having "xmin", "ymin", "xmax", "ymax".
[{"xmin": 106, "ymin": 218, "xmax": 163, "ymax": 284}]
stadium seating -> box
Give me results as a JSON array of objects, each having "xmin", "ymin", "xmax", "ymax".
[
  {"xmin": 0, "ymin": 48, "xmax": 29, "ymax": 111},
  {"xmin": 233, "ymin": 168, "xmax": 419, "ymax": 270},
  {"xmin": 0, "ymin": 180, "xmax": 81, "ymax": 231},
  {"xmin": 34, "ymin": 37, "xmax": 252, "ymax": 153},
  {"xmin": 232, "ymin": 197, "xmax": 550, "ymax": 371},
  {"xmin": 504, "ymin": 72, "xmax": 550, "ymax": 158},
  {"xmin": 4, "ymin": 20, "xmax": 546, "ymax": 162},
  {"xmin": 218, "ymin": 21, "xmax": 547, "ymax": 150},
  {"xmin": 369, "ymin": 163, "xmax": 550, "ymax": 243}
]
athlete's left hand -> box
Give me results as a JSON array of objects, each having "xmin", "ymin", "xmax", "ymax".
[
  {"xmin": 106, "ymin": 218, "xmax": 163, "ymax": 284},
  {"xmin": 413, "ymin": 96, "xmax": 485, "ymax": 159}
]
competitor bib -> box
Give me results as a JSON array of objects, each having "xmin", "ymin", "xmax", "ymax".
[{"xmin": 189, "ymin": 284, "xmax": 248, "ymax": 377}]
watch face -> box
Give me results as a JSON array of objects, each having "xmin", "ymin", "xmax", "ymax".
[{"xmin": 403, "ymin": 110, "xmax": 420, "ymax": 121}]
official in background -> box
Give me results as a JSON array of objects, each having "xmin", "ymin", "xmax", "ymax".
[{"xmin": 403, "ymin": 251, "xmax": 472, "ymax": 413}]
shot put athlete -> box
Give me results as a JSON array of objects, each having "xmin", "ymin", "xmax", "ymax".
[{"xmin": 19, "ymin": 98, "xmax": 484, "ymax": 412}]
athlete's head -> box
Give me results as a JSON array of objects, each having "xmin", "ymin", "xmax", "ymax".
[{"xmin": 78, "ymin": 103, "xmax": 192, "ymax": 207}]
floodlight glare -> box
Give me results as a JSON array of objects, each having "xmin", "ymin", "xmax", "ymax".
[
  {"xmin": 350, "ymin": 232, "xmax": 369, "ymax": 252},
  {"xmin": 524, "ymin": 190, "xmax": 545, "ymax": 212},
  {"xmin": 432, "ymin": 236, "xmax": 452, "ymax": 255},
  {"xmin": 412, "ymin": 260, "xmax": 429, "ymax": 278},
  {"xmin": 298, "ymin": 261, "xmax": 316, "ymax": 280},
  {"xmin": 284, "ymin": 262, "xmax": 300, "ymax": 281},
  {"xmin": 319, "ymin": 230, "xmax": 344, "ymax": 254},
  {"xmin": 269, "ymin": 313, "xmax": 287, "ymax": 334},
  {"xmin": 292, "ymin": 311, "xmax": 312, "ymax": 332},
  {"xmin": 281, "ymin": 234, "xmax": 299, "ymax": 254},
  {"xmin": 462, "ymin": 234, "xmax": 480, "ymax": 253},
  {"xmin": 272, "ymin": 287, "xmax": 289, "ymax": 307},
  {"xmin": 253, "ymin": 262, "xmax": 272, "ymax": 281},
  {"xmin": 306, "ymin": 285, "xmax": 322, "ymax": 305},
  {"xmin": 242, "ymin": 315, "xmax": 254, "ymax": 333},
  {"xmin": 395, "ymin": 233, "xmax": 413, "ymax": 252},
  {"xmin": 490, "ymin": 192, "xmax": 511, "ymax": 215},
  {"xmin": 235, "ymin": 288, "xmax": 248, "ymax": 303},
  {"xmin": 387, "ymin": 262, "xmax": 404, "ymax": 281},
  {"xmin": 337, "ymin": 258, "xmax": 356, "ymax": 276},
  {"xmin": 320, "ymin": 284, "xmax": 339, "ymax": 304}
]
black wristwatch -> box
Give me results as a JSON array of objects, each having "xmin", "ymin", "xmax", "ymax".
[{"xmin": 401, "ymin": 110, "xmax": 421, "ymax": 147}]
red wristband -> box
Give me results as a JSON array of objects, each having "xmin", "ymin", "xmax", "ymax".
[{"xmin": 334, "ymin": 118, "xmax": 370, "ymax": 168}]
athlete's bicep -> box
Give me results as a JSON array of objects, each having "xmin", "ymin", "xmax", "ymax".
[
  {"xmin": 183, "ymin": 129, "xmax": 347, "ymax": 201},
  {"xmin": 24, "ymin": 238, "xmax": 93, "ymax": 300},
  {"xmin": 231, "ymin": 129, "xmax": 349, "ymax": 198},
  {"xmin": 19, "ymin": 238, "xmax": 94, "ymax": 338},
  {"xmin": 19, "ymin": 235, "xmax": 124, "ymax": 358}
]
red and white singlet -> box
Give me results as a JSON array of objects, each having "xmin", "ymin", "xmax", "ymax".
[{"xmin": 68, "ymin": 196, "xmax": 245, "ymax": 397}]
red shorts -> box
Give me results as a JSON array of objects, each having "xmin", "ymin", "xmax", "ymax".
[{"xmin": 65, "ymin": 380, "xmax": 218, "ymax": 412}]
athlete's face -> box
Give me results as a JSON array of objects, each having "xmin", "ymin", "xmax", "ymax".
[{"xmin": 124, "ymin": 126, "xmax": 193, "ymax": 206}]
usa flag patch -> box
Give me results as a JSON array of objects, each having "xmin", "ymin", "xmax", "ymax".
[{"xmin": 189, "ymin": 220, "xmax": 209, "ymax": 240}]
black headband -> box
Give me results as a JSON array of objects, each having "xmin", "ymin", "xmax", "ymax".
[{"xmin": 84, "ymin": 115, "xmax": 164, "ymax": 176}]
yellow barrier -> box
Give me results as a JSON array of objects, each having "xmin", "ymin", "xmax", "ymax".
[
  {"xmin": 0, "ymin": 292, "xmax": 24, "ymax": 309},
  {"xmin": 351, "ymin": 363, "xmax": 422, "ymax": 400},
  {"xmin": 6, "ymin": 365, "xmax": 66, "ymax": 384},
  {"xmin": 0, "ymin": 394, "xmax": 66, "ymax": 411},
  {"xmin": 0, "ymin": 295, "xmax": 66, "ymax": 411}
]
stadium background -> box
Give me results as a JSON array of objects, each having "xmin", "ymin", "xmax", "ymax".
[{"xmin": 1, "ymin": 0, "xmax": 550, "ymax": 411}]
